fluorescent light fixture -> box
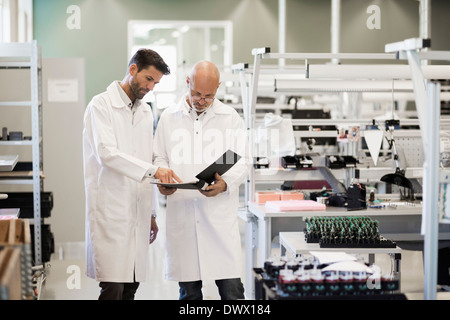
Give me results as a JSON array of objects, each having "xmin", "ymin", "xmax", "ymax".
[
  {"xmin": 362, "ymin": 92, "xmax": 450, "ymax": 102},
  {"xmin": 274, "ymin": 79, "xmax": 414, "ymax": 93},
  {"xmin": 251, "ymin": 48, "xmax": 396, "ymax": 61},
  {"xmin": 307, "ymin": 64, "xmax": 450, "ymax": 80}
]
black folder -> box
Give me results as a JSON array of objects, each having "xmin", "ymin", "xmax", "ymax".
[{"xmin": 152, "ymin": 149, "xmax": 241, "ymax": 190}]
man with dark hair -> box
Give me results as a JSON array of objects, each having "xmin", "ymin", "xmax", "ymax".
[
  {"xmin": 83, "ymin": 48, "xmax": 180, "ymax": 300},
  {"xmin": 128, "ymin": 49, "xmax": 171, "ymax": 75}
]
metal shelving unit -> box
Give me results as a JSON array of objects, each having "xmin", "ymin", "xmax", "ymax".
[
  {"xmin": 234, "ymin": 43, "xmax": 450, "ymax": 299},
  {"xmin": 0, "ymin": 41, "xmax": 44, "ymax": 266}
]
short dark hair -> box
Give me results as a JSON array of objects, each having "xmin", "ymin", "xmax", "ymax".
[{"xmin": 128, "ymin": 49, "xmax": 170, "ymax": 75}]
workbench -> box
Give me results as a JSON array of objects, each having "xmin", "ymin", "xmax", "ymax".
[{"xmin": 241, "ymin": 200, "xmax": 450, "ymax": 298}]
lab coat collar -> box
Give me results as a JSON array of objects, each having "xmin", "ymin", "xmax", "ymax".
[
  {"xmin": 171, "ymin": 92, "xmax": 233, "ymax": 116},
  {"xmin": 107, "ymin": 81, "xmax": 151, "ymax": 112}
]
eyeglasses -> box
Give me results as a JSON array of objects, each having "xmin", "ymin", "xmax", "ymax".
[
  {"xmin": 191, "ymin": 94, "xmax": 214, "ymax": 104},
  {"xmin": 189, "ymin": 88, "xmax": 215, "ymax": 104}
]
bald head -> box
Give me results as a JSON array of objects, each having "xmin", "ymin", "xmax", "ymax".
[
  {"xmin": 189, "ymin": 60, "xmax": 220, "ymax": 86},
  {"xmin": 186, "ymin": 61, "xmax": 221, "ymax": 114}
]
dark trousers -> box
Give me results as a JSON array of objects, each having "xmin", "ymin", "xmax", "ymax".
[
  {"xmin": 179, "ymin": 278, "xmax": 245, "ymax": 300},
  {"xmin": 98, "ymin": 281, "xmax": 140, "ymax": 300}
]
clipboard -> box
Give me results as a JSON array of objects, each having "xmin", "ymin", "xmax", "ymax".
[{"xmin": 152, "ymin": 149, "xmax": 241, "ymax": 190}]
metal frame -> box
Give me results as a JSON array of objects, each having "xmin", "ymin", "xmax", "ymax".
[
  {"xmin": 0, "ymin": 41, "xmax": 43, "ymax": 266},
  {"xmin": 385, "ymin": 37, "xmax": 450, "ymax": 300}
]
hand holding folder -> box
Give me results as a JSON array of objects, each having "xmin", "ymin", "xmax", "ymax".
[{"xmin": 152, "ymin": 149, "xmax": 241, "ymax": 190}]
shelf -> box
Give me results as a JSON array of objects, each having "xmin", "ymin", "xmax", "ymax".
[
  {"xmin": 0, "ymin": 138, "xmax": 41, "ymax": 146},
  {"xmin": 0, "ymin": 141, "xmax": 34, "ymax": 146},
  {"xmin": 0, "ymin": 170, "xmax": 45, "ymax": 180},
  {"xmin": 254, "ymin": 167, "xmax": 348, "ymax": 182},
  {"xmin": 0, "ymin": 180, "xmax": 36, "ymax": 185},
  {"xmin": 0, "ymin": 101, "xmax": 41, "ymax": 107},
  {"xmin": 0, "ymin": 172, "xmax": 45, "ymax": 185},
  {"xmin": 0, "ymin": 61, "xmax": 32, "ymax": 69},
  {"xmin": 280, "ymin": 232, "xmax": 402, "ymax": 255}
]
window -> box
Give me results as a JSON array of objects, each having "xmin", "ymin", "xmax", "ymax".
[
  {"xmin": 0, "ymin": 0, "xmax": 33, "ymax": 43},
  {"xmin": 128, "ymin": 20, "xmax": 233, "ymax": 109},
  {"xmin": 0, "ymin": 0, "xmax": 10, "ymax": 42}
]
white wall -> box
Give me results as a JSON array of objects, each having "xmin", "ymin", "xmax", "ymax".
[
  {"xmin": 0, "ymin": 58, "xmax": 86, "ymax": 245},
  {"xmin": 41, "ymin": 58, "xmax": 86, "ymax": 244}
]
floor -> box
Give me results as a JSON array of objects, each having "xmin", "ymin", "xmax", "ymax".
[{"xmin": 40, "ymin": 212, "xmax": 450, "ymax": 300}]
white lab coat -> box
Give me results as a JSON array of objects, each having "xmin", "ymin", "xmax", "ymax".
[
  {"xmin": 83, "ymin": 82, "xmax": 158, "ymax": 282},
  {"xmin": 153, "ymin": 95, "xmax": 250, "ymax": 282}
]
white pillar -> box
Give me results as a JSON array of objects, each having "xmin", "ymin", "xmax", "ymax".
[
  {"xmin": 331, "ymin": 0, "xmax": 341, "ymax": 64},
  {"xmin": 419, "ymin": 0, "xmax": 431, "ymax": 65},
  {"xmin": 278, "ymin": 0, "xmax": 286, "ymax": 66},
  {"xmin": 423, "ymin": 81, "xmax": 440, "ymax": 300}
]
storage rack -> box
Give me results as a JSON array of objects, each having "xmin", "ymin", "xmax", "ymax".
[
  {"xmin": 233, "ymin": 42, "xmax": 450, "ymax": 299},
  {"xmin": 0, "ymin": 41, "xmax": 44, "ymax": 266}
]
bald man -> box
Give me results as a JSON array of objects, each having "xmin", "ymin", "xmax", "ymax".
[{"xmin": 153, "ymin": 61, "xmax": 250, "ymax": 300}]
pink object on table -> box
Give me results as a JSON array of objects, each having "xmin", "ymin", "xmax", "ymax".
[
  {"xmin": 256, "ymin": 192, "xmax": 281, "ymax": 204},
  {"xmin": 265, "ymin": 200, "xmax": 326, "ymax": 211},
  {"xmin": 280, "ymin": 191, "xmax": 304, "ymax": 201}
]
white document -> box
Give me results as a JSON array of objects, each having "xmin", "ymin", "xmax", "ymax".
[
  {"xmin": 48, "ymin": 78, "xmax": 79, "ymax": 102},
  {"xmin": 254, "ymin": 113, "xmax": 295, "ymax": 157},
  {"xmin": 322, "ymin": 261, "xmax": 374, "ymax": 273},
  {"xmin": 310, "ymin": 251, "xmax": 357, "ymax": 265}
]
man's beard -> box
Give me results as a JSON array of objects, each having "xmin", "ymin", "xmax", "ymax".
[{"xmin": 130, "ymin": 80, "xmax": 148, "ymax": 100}]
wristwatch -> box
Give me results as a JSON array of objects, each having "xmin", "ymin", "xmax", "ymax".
[{"xmin": 152, "ymin": 211, "xmax": 157, "ymax": 219}]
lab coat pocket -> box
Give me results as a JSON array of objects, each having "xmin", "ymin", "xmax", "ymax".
[
  {"xmin": 206, "ymin": 195, "xmax": 236, "ymax": 224},
  {"xmin": 97, "ymin": 184, "xmax": 130, "ymax": 222},
  {"xmin": 166, "ymin": 195, "xmax": 188, "ymax": 230}
]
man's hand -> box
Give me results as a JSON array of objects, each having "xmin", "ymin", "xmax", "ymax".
[
  {"xmin": 157, "ymin": 184, "xmax": 177, "ymax": 196},
  {"xmin": 154, "ymin": 167, "xmax": 182, "ymax": 184},
  {"xmin": 199, "ymin": 173, "xmax": 227, "ymax": 197},
  {"xmin": 149, "ymin": 217, "xmax": 159, "ymax": 244},
  {"xmin": 154, "ymin": 167, "xmax": 181, "ymax": 196}
]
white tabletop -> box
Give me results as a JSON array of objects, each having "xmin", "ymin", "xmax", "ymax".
[
  {"xmin": 249, "ymin": 201, "xmax": 422, "ymax": 219},
  {"xmin": 280, "ymin": 232, "xmax": 402, "ymax": 255}
]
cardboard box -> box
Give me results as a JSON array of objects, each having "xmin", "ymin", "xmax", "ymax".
[
  {"xmin": 280, "ymin": 191, "xmax": 305, "ymax": 201},
  {"xmin": 0, "ymin": 247, "xmax": 22, "ymax": 300},
  {"xmin": 0, "ymin": 219, "xmax": 32, "ymax": 299},
  {"xmin": 256, "ymin": 192, "xmax": 281, "ymax": 204}
]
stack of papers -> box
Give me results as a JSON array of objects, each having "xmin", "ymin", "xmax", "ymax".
[
  {"xmin": 310, "ymin": 251, "xmax": 373, "ymax": 273},
  {"xmin": 310, "ymin": 251, "xmax": 356, "ymax": 264}
]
